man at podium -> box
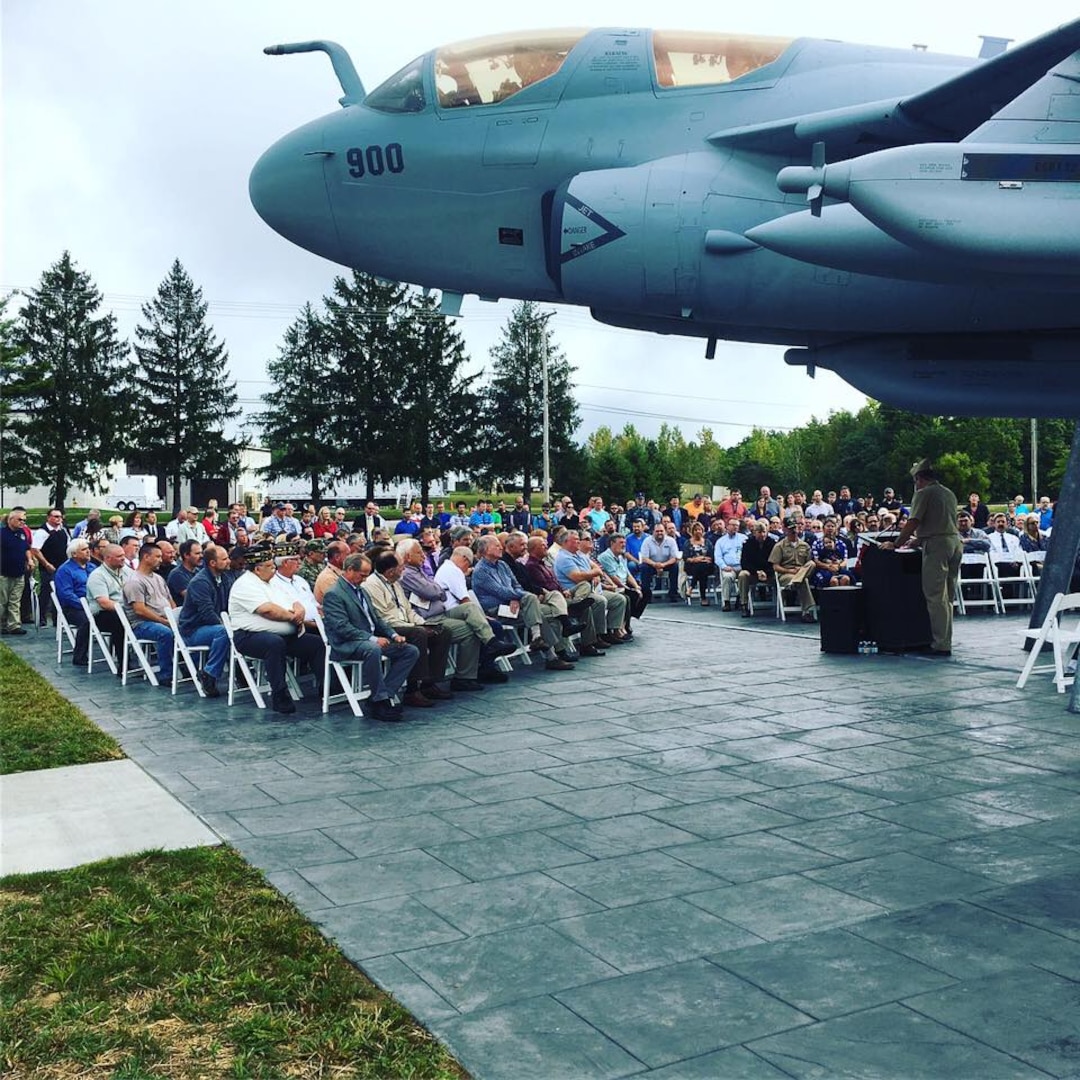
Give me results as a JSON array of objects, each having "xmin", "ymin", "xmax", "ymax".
[{"xmin": 880, "ymin": 460, "xmax": 962, "ymax": 656}]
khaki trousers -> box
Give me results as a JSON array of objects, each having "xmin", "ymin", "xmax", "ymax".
[
  {"xmin": 920, "ymin": 535, "xmax": 963, "ymax": 651},
  {"xmin": 0, "ymin": 575, "xmax": 25, "ymax": 632},
  {"xmin": 429, "ymin": 603, "xmax": 491, "ymax": 680}
]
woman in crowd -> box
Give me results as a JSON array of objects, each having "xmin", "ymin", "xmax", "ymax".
[
  {"xmin": 681, "ymin": 521, "xmax": 714, "ymax": 605},
  {"xmin": 1020, "ymin": 515, "xmax": 1048, "ymax": 555},
  {"xmin": 751, "ymin": 494, "xmax": 772, "ymax": 520},
  {"xmin": 123, "ymin": 510, "xmax": 148, "ymax": 540},
  {"xmin": 313, "ymin": 506, "xmax": 338, "ymax": 538},
  {"xmin": 102, "ymin": 515, "xmax": 124, "ymax": 543}
]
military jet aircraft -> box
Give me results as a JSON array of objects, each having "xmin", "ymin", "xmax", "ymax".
[{"xmin": 250, "ymin": 21, "xmax": 1080, "ymax": 417}]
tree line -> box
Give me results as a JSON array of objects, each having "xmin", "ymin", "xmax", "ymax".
[{"xmin": 2, "ymin": 252, "xmax": 1069, "ymax": 513}]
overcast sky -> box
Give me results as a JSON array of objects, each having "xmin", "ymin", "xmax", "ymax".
[{"xmin": 3, "ymin": 1, "xmax": 1075, "ymax": 447}]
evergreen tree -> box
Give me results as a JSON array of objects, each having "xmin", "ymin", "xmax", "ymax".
[
  {"xmin": 255, "ymin": 303, "xmax": 343, "ymax": 505},
  {"xmin": 393, "ymin": 292, "xmax": 482, "ymax": 504},
  {"xmin": 323, "ymin": 272, "xmax": 411, "ymax": 501},
  {"xmin": 132, "ymin": 260, "xmax": 241, "ymax": 513},
  {"xmin": 480, "ymin": 302, "xmax": 578, "ymax": 498},
  {"xmin": 7, "ymin": 253, "xmax": 135, "ymax": 508},
  {"xmin": 0, "ymin": 295, "xmax": 30, "ymax": 499}
]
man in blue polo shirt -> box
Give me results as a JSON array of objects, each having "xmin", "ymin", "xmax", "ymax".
[{"xmin": 1, "ymin": 508, "xmax": 33, "ymax": 635}]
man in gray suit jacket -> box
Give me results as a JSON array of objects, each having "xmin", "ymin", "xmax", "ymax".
[{"xmin": 321, "ymin": 552, "xmax": 420, "ymax": 722}]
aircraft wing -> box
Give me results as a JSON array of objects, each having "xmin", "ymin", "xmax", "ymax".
[{"xmin": 708, "ymin": 16, "xmax": 1080, "ymax": 155}]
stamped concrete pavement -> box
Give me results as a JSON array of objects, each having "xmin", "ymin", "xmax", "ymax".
[{"xmin": 5, "ymin": 603, "xmax": 1079, "ymax": 1079}]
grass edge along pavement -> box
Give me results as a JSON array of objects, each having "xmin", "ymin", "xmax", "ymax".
[
  {"xmin": 0, "ymin": 642, "xmax": 124, "ymax": 775},
  {"xmin": 0, "ymin": 846, "xmax": 469, "ymax": 1079}
]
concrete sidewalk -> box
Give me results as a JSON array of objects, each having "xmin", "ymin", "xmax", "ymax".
[
  {"xmin": 1, "ymin": 758, "xmax": 218, "ymax": 876},
  {"xmin": 3, "ymin": 608, "xmax": 1079, "ymax": 1078}
]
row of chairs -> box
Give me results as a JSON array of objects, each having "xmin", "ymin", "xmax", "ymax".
[
  {"xmin": 955, "ymin": 551, "xmax": 1043, "ymax": 616},
  {"xmin": 50, "ymin": 586, "xmax": 384, "ymax": 717}
]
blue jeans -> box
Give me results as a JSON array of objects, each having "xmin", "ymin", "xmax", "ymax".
[
  {"xmin": 183, "ymin": 624, "xmax": 229, "ymax": 679},
  {"xmin": 131, "ymin": 620, "xmax": 174, "ymax": 680}
]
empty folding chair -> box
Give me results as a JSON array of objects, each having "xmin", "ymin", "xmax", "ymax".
[
  {"xmin": 1017, "ymin": 592, "xmax": 1080, "ymax": 693},
  {"xmin": 956, "ymin": 552, "xmax": 1001, "ymax": 615},
  {"xmin": 1024, "ymin": 551, "xmax": 1045, "ymax": 596},
  {"xmin": 164, "ymin": 606, "xmax": 209, "ymax": 697},
  {"xmin": 114, "ymin": 604, "xmax": 160, "ymax": 686},
  {"xmin": 80, "ymin": 596, "xmax": 117, "ymax": 676}
]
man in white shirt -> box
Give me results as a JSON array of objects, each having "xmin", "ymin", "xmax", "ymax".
[
  {"xmin": 713, "ymin": 518, "xmax": 746, "ymax": 611},
  {"xmin": 272, "ymin": 549, "xmax": 319, "ymax": 624},
  {"xmin": 177, "ymin": 507, "xmax": 210, "ymax": 545},
  {"xmin": 228, "ymin": 547, "xmax": 325, "ymax": 715}
]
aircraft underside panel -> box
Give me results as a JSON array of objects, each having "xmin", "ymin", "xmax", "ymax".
[{"xmin": 787, "ymin": 334, "xmax": 1080, "ymax": 417}]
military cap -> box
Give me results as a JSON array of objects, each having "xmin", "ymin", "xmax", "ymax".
[
  {"xmin": 784, "ymin": 515, "xmax": 799, "ymax": 528},
  {"xmin": 246, "ymin": 544, "xmax": 278, "ymax": 567},
  {"xmin": 305, "ymin": 538, "xmax": 328, "ymax": 553}
]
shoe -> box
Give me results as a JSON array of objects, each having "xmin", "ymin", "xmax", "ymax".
[
  {"xmin": 577, "ymin": 644, "xmax": 606, "ymax": 658},
  {"xmin": 372, "ymin": 698, "xmax": 405, "ymax": 721},
  {"xmin": 700, "ymin": 599, "xmax": 710, "ymax": 607},
  {"xmin": 528, "ymin": 637, "xmax": 547, "ymax": 653},
  {"xmin": 199, "ymin": 672, "xmax": 220, "ymax": 698},
  {"xmin": 600, "ymin": 634, "xmax": 626, "ymax": 646},
  {"xmin": 560, "ymin": 616, "xmax": 588, "ymax": 636},
  {"xmin": 481, "ymin": 638, "xmax": 517, "ymax": 659},
  {"xmin": 6, "ymin": 627, "xmax": 26, "ymax": 636},
  {"xmin": 928, "ymin": 648, "xmax": 952, "ymax": 657},
  {"xmin": 403, "ymin": 690, "xmax": 435, "ymax": 708},
  {"xmin": 742, "ymin": 607, "xmax": 751, "ymax": 618},
  {"xmin": 545, "ymin": 657, "xmax": 575, "ymax": 671},
  {"xmin": 271, "ymin": 690, "xmax": 296, "ymax": 716},
  {"xmin": 567, "ymin": 598, "xmax": 595, "ymax": 616},
  {"xmin": 477, "ymin": 669, "xmax": 509, "ymax": 684},
  {"xmin": 801, "ymin": 611, "xmax": 816, "ymax": 623},
  {"xmin": 421, "ymin": 683, "xmax": 454, "ymax": 701},
  {"xmin": 450, "ymin": 677, "xmax": 486, "ymax": 691},
  {"xmin": 722, "ymin": 601, "xmax": 731, "ymax": 611},
  {"xmin": 555, "ymin": 651, "xmax": 577, "ymax": 664}
]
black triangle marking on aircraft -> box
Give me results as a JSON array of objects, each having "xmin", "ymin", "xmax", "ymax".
[{"xmin": 560, "ymin": 193, "xmax": 627, "ymax": 264}]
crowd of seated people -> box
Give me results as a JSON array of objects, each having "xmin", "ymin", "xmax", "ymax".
[{"xmin": 4, "ymin": 481, "xmax": 1070, "ymax": 708}]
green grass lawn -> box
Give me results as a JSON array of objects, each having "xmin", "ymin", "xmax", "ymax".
[
  {"xmin": 0, "ymin": 846, "xmax": 468, "ymax": 1079},
  {"xmin": 0, "ymin": 643, "xmax": 124, "ymax": 775}
]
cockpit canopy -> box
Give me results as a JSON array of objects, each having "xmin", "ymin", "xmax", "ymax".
[{"xmin": 364, "ymin": 28, "xmax": 793, "ymax": 113}]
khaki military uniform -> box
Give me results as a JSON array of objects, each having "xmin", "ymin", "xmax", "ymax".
[
  {"xmin": 909, "ymin": 481, "xmax": 963, "ymax": 651},
  {"xmin": 769, "ymin": 536, "xmax": 815, "ymax": 612}
]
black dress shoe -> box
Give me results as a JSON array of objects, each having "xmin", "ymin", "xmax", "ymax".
[
  {"xmin": 482, "ymin": 638, "xmax": 518, "ymax": 659},
  {"xmin": 577, "ymin": 644, "xmax": 607, "ymax": 657},
  {"xmin": 477, "ymin": 669, "xmax": 509, "ymax": 684},
  {"xmin": 545, "ymin": 657, "xmax": 575, "ymax": 671},
  {"xmin": 372, "ymin": 698, "xmax": 405, "ymax": 721},
  {"xmin": 6, "ymin": 626, "xmax": 27, "ymax": 636},
  {"xmin": 199, "ymin": 672, "xmax": 221, "ymax": 698},
  {"xmin": 555, "ymin": 651, "xmax": 577, "ymax": 664},
  {"xmin": 422, "ymin": 683, "xmax": 454, "ymax": 700},
  {"xmin": 450, "ymin": 677, "xmax": 486, "ymax": 691},
  {"xmin": 567, "ymin": 597, "xmax": 595, "ymax": 616},
  {"xmin": 271, "ymin": 690, "xmax": 296, "ymax": 715}
]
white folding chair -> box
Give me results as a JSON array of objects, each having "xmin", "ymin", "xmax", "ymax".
[
  {"xmin": 50, "ymin": 583, "xmax": 77, "ymax": 663},
  {"xmin": 165, "ymin": 606, "xmax": 208, "ymax": 697},
  {"xmin": 220, "ymin": 612, "xmax": 302, "ymax": 708},
  {"xmin": 1017, "ymin": 592, "xmax": 1080, "ymax": 693},
  {"xmin": 774, "ymin": 570, "xmax": 807, "ymax": 623},
  {"xmin": 30, "ymin": 579, "xmax": 41, "ymax": 631},
  {"xmin": 496, "ymin": 619, "xmax": 533, "ymax": 666},
  {"xmin": 746, "ymin": 577, "xmax": 775, "ymax": 617},
  {"xmin": 990, "ymin": 553, "xmax": 1032, "ymax": 612},
  {"xmin": 221, "ymin": 611, "xmax": 266, "ymax": 708},
  {"xmin": 1024, "ymin": 551, "xmax": 1045, "ymax": 596},
  {"xmin": 956, "ymin": 552, "xmax": 1001, "ymax": 615},
  {"xmin": 81, "ymin": 596, "xmax": 117, "ymax": 675},
  {"xmin": 114, "ymin": 604, "xmax": 160, "ymax": 686},
  {"xmin": 313, "ymin": 612, "xmax": 373, "ymax": 716}
]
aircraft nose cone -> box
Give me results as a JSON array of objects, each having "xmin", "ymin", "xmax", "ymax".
[{"xmin": 249, "ymin": 120, "xmax": 341, "ymax": 262}]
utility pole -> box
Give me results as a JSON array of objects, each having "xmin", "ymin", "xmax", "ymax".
[{"xmin": 542, "ymin": 331, "xmax": 550, "ymax": 503}]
